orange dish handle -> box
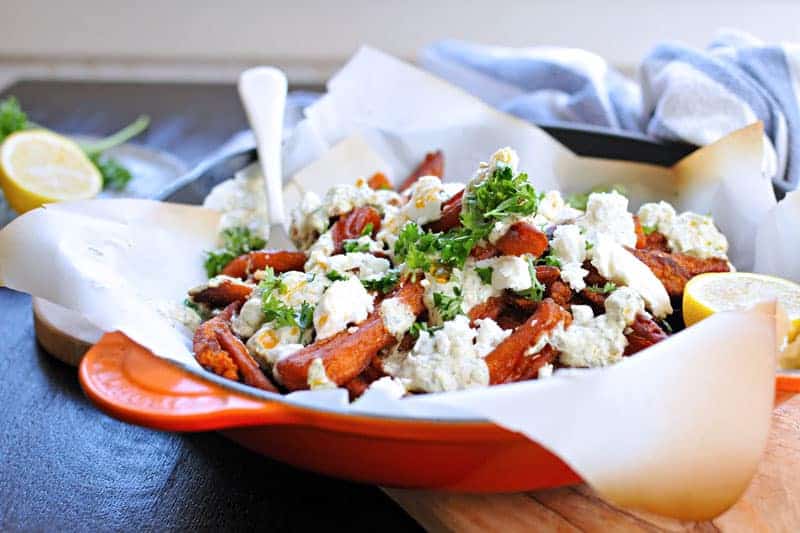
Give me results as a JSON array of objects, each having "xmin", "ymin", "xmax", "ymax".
[{"xmin": 79, "ymin": 332, "xmax": 295, "ymax": 432}]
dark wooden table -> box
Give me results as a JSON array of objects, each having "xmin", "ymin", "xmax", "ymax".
[{"xmin": 0, "ymin": 80, "xmax": 421, "ymax": 532}]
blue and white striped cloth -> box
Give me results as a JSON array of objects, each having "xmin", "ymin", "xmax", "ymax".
[{"xmin": 421, "ymin": 30, "xmax": 800, "ymax": 192}]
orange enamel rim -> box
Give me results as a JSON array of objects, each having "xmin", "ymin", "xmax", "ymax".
[
  {"xmin": 80, "ymin": 331, "xmax": 800, "ymax": 435},
  {"xmin": 79, "ymin": 331, "xmax": 520, "ymax": 438}
]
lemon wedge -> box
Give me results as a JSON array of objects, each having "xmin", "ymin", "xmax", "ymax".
[
  {"xmin": 0, "ymin": 130, "xmax": 102, "ymax": 213},
  {"xmin": 683, "ymin": 272, "xmax": 800, "ymax": 340}
]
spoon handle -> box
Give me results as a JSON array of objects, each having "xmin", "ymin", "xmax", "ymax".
[{"xmin": 238, "ymin": 67, "xmax": 288, "ymax": 227}]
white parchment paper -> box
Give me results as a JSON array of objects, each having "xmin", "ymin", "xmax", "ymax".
[{"xmin": 0, "ymin": 47, "xmax": 795, "ymax": 520}]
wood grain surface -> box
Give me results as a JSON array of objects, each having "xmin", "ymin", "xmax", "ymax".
[{"xmin": 387, "ymin": 391, "xmax": 800, "ymax": 532}]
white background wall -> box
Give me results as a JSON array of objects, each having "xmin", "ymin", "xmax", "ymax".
[{"xmin": 1, "ymin": 0, "xmax": 800, "ymax": 85}]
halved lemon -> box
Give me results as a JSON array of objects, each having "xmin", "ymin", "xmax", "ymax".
[
  {"xmin": 0, "ymin": 130, "xmax": 102, "ymax": 213},
  {"xmin": 683, "ymin": 272, "xmax": 800, "ymax": 340}
]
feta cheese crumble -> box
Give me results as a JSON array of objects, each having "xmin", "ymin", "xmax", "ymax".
[
  {"xmin": 314, "ymin": 277, "xmax": 374, "ymax": 339},
  {"xmin": 380, "ymin": 297, "xmax": 417, "ymax": 338},
  {"xmin": 590, "ymin": 235, "xmax": 672, "ymax": 318},
  {"xmin": 550, "ymin": 224, "xmax": 589, "ymax": 291},
  {"xmin": 363, "ymin": 376, "xmax": 408, "ymax": 399},
  {"xmin": 638, "ymin": 201, "xmax": 728, "ymax": 259},
  {"xmin": 307, "ymin": 358, "xmax": 336, "ymax": 390},
  {"xmin": 552, "ymin": 288, "xmax": 645, "ymax": 367},
  {"xmin": 490, "ymin": 256, "xmax": 532, "ymax": 292},
  {"xmin": 382, "ymin": 316, "xmax": 508, "ymax": 393},
  {"xmin": 578, "ymin": 192, "xmax": 637, "ymax": 248}
]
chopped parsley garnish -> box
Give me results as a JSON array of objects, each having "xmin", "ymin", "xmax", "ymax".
[
  {"xmin": 343, "ymin": 239, "xmax": 370, "ymax": 253},
  {"xmin": 461, "ymin": 163, "xmax": 542, "ymax": 242},
  {"xmin": 204, "ymin": 226, "xmax": 267, "ymax": 277},
  {"xmin": 360, "ymin": 223, "xmax": 374, "ymax": 236},
  {"xmin": 514, "ymin": 258, "xmax": 545, "ymax": 302},
  {"xmin": 361, "ymin": 269, "xmax": 400, "ymax": 293},
  {"xmin": 394, "ymin": 164, "xmax": 543, "ymax": 275},
  {"xmin": 566, "ymin": 184, "xmax": 628, "ymax": 211},
  {"xmin": 326, "ymin": 270, "xmax": 348, "ymax": 282},
  {"xmin": 296, "ymin": 302, "xmax": 315, "ymax": 342},
  {"xmin": 259, "ymin": 268, "xmax": 295, "ymax": 327},
  {"xmin": 88, "ymin": 152, "xmax": 133, "ymax": 191},
  {"xmin": 642, "ymin": 224, "xmax": 657, "ymax": 235},
  {"xmin": 475, "ymin": 266, "xmax": 494, "ymax": 285},
  {"xmin": 204, "ymin": 251, "xmax": 236, "ymax": 279},
  {"xmin": 585, "ymin": 240, "xmax": 594, "ymax": 251},
  {"xmin": 409, "ymin": 321, "xmax": 442, "ymax": 338},
  {"xmin": 537, "ymin": 253, "xmax": 562, "ymax": 268},
  {"xmin": 394, "ymin": 222, "xmax": 439, "ymax": 273},
  {"xmin": 433, "ymin": 287, "xmax": 463, "ymax": 322},
  {"xmin": 586, "ymin": 281, "xmax": 617, "ymax": 294},
  {"xmin": 259, "ymin": 268, "xmax": 315, "ymax": 335}
]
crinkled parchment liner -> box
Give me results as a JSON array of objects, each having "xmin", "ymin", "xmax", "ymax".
[{"xmin": 0, "ymin": 48, "xmax": 795, "ymax": 520}]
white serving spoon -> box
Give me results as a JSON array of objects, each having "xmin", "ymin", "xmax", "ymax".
[{"xmin": 238, "ymin": 66, "xmax": 293, "ymax": 250}]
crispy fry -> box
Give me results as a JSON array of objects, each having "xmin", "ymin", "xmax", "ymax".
[
  {"xmin": 425, "ymin": 189, "xmax": 463, "ymax": 233},
  {"xmin": 534, "ymin": 265, "xmax": 561, "ymax": 286},
  {"xmin": 644, "ymin": 231, "xmax": 670, "ymax": 252},
  {"xmin": 470, "ymin": 242, "xmax": 499, "ymax": 260},
  {"xmin": 508, "ymin": 345, "xmax": 559, "ymax": 382},
  {"xmin": 398, "ymin": 150, "xmax": 444, "ymax": 192},
  {"xmin": 629, "ymin": 248, "xmax": 730, "ymax": 297},
  {"xmin": 495, "ymin": 222, "xmax": 548, "ymax": 257},
  {"xmin": 367, "ymin": 172, "xmax": 392, "ymax": 191},
  {"xmin": 190, "ymin": 278, "xmax": 253, "ymax": 308},
  {"xmin": 632, "ymin": 215, "xmax": 671, "ymax": 252},
  {"xmin": 331, "ymin": 206, "xmax": 382, "ymax": 254},
  {"xmin": 275, "ymin": 281, "xmax": 425, "ymax": 391},
  {"xmin": 193, "ymin": 303, "xmax": 277, "ymax": 392},
  {"xmin": 343, "ymin": 359, "xmax": 386, "ymax": 400},
  {"xmin": 486, "ymin": 299, "xmax": 571, "ymax": 384},
  {"xmin": 468, "ymin": 296, "xmax": 505, "ymax": 324},
  {"xmin": 577, "ymin": 288, "xmax": 607, "ymax": 314},
  {"xmin": 495, "ymin": 310, "xmax": 530, "ymax": 331},
  {"xmin": 503, "ymin": 293, "xmax": 537, "ymax": 314},
  {"xmin": 624, "ymin": 313, "xmax": 668, "ymax": 355},
  {"xmin": 502, "ymin": 266, "xmax": 565, "ymax": 314},
  {"xmin": 634, "ymin": 215, "xmax": 647, "ymax": 249},
  {"xmin": 583, "ymin": 262, "xmax": 606, "ymax": 287},
  {"xmin": 221, "ymin": 250, "xmax": 307, "ymax": 279},
  {"xmin": 548, "ymin": 280, "xmax": 573, "ymax": 308}
]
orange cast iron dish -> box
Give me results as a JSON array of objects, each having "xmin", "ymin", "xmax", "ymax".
[
  {"xmin": 80, "ymin": 331, "xmax": 800, "ymax": 491},
  {"xmin": 79, "ymin": 332, "xmax": 582, "ymax": 492}
]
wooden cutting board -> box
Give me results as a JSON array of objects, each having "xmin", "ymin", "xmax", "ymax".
[{"xmin": 34, "ymin": 302, "xmax": 800, "ymax": 532}]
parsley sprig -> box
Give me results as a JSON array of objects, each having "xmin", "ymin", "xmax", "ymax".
[
  {"xmin": 515, "ymin": 258, "xmax": 545, "ymax": 302},
  {"xmin": 586, "ymin": 281, "xmax": 617, "ymax": 294},
  {"xmin": 326, "ymin": 270, "xmax": 348, "ymax": 282},
  {"xmin": 409, "ymin": 321, "xmax": 442, "ymax": 339},
  {"xmin": 0, "ymin": 96, "xmax": 149, "ymax": 191},
  {"xmin": 433, "ymin": 287, "xmax": 463, "ymax": 322},
  {"xmin": 537, "ymin": 253, "xmax": 562, "ymax": 268},
  {"xmin": 361, "ymin": 269, "xmax": 400, "ymax": 293},
  {"xmin": 204, "ymin": 226, "xmax": 266, "ymax": 277},
  {"xmin": 394, "ymin": 163, "xmax": 543, "ymax": 274},
  {"xmin": 343, "ymin": 239, "xmax": 370, "ymax": 253},
  {"xmin": 475, "ymin": 266, "xmax": 493, "ymax": 285},
  {"xmin": 461, "ymin": 163, "xmax": 542, "ymax": 240},
  {"xmin": 259, "ymin": 268, "xmax": 316, "ymax": 342},
  {"xmin": 0, "ymin": 97, "xmax": 27, "ymax": 143}
]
